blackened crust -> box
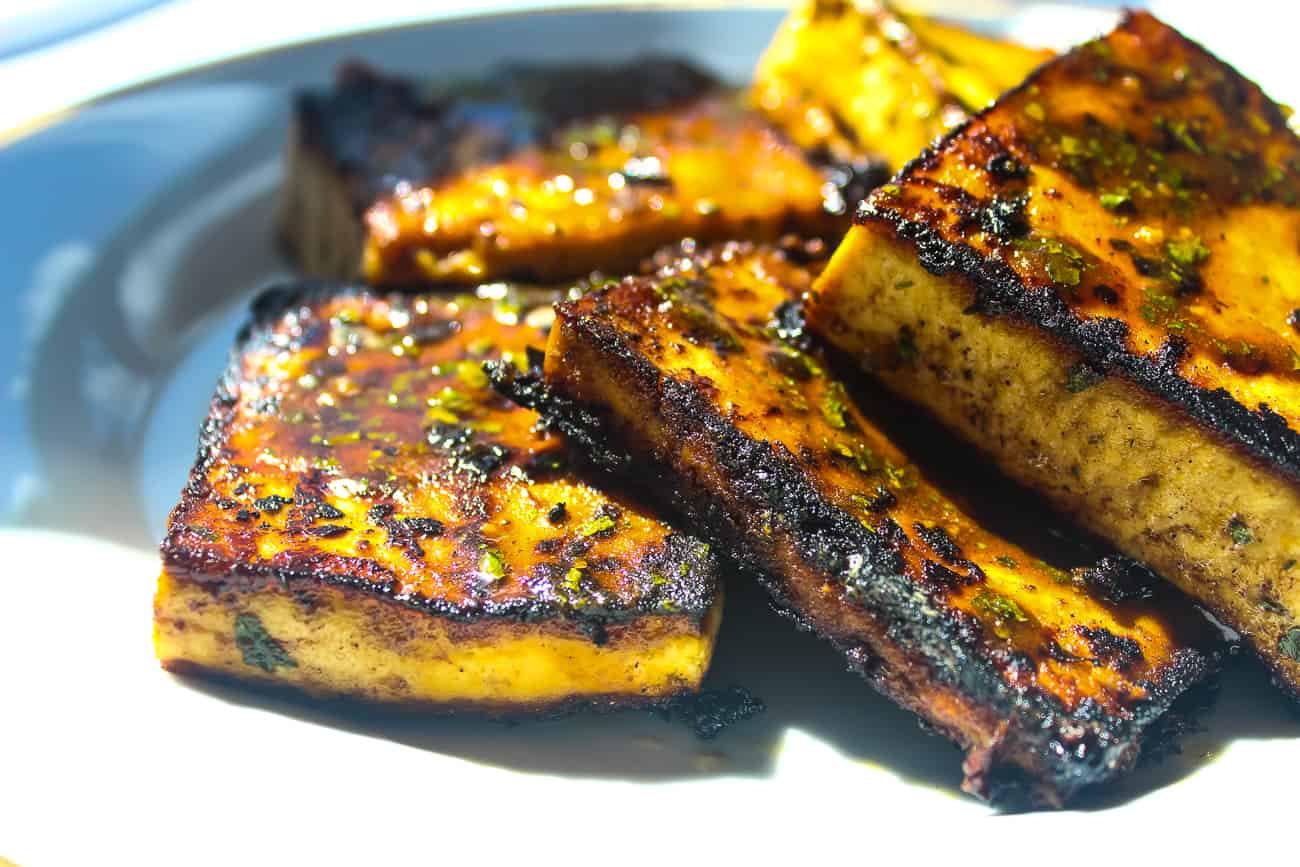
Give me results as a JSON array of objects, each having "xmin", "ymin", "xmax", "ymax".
[{"xmin": 490, "ymin": 321, "xmax": 1216, "ymax": 806}]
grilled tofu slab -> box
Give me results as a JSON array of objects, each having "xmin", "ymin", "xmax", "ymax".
[
  {"xmin": 156, "ymin": 284, "xmax": 721, "ymax": 712},
  {"xmin": 811, "ymin": 11, "xmax": 1300, "ymax": 696},
  {"xmin": 279, "ymin": 60, "xmax": 857, "ymax": 286},
  {"xmin": 752, "ymin": 0, "xmax": 1051, "ymax": 171},
  {"xmin": 491, "ymin": 241, "xmax": 1221, "ymax": 805}
]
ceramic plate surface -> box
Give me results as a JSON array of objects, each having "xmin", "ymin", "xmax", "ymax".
[{"xmin": 2, "ymin": 5, "xmax": 1296, "ymax": 865}]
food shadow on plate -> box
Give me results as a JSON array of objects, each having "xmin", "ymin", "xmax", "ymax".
[
  {"xmin": 1065, "ymin": 651, "xmax": 1300, "ymax": 813},
  {"xmin": 175, "ymin": 572, "xmax": 965, "ymax": 792},
  {"xmin": 172, "ymin": 568, "xmax": 1298, "ymax": 805},
  {"xmin": 842, "ymin": 372, "xmax": 1300, "ymax": 808}
]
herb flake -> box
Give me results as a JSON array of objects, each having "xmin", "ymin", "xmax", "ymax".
[
  {"xmin": 577, "ymin": 515, "xmax": 617, "ymax": 537},
  {"xmin": 821, "ymin": 381, "xmax": 851, "ymax": 430},
  {"xmin": 234, "ymin": 613, "xmax": 297, "ymax": 673},
  {"xmin": 1279, "ymin": 628, "xmax": 1300, "ymax": 663},
  {"xmin": 1065, "ymin": 362, "xmax": 1104, "ymax": 393},
  {"xmin": 479, "ymin": 548, "xmax": 507, "ymax": 581}
]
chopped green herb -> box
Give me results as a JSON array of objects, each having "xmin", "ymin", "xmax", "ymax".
[
  {"xmin": 1099, "ymin": 190, "xmax": 1132, "ymax": 211},
  {"xmin": 577, "ymin": 515, "xmax": 617, "ymax": 537},
  {"xmin": 1045, "ymin": 255, "xmax": 1082, "ymax": 286},
  {"xmin": 1012, "ymin": 236, "xmax": 1085, "ymax": 287},
  {"xmin": 1140, "ymin": 286, "xmax": 1178, "ymax": 323},
  {"xmin": 995, "ymin": 556, "xmax": 1018, "ymax": 569},
  {"xmin": 971, "ymin": 590, "xmax": 1029, "ymax": 638},
  {"xmin": 850, "ymin": 493, "xmax": 874, "ymax": 512},
  {"xmin": 234, "ymin": 613, "xmax": 296, "ymax": 673},
  {"xmin": 836, "ymin": 440, "xmax": 881, "ymax": 475},
  {"xmin": 1037, "ymin": 560, "xmax": 1072, "ymax": 584},
  {"xmin": 1065, "ymin": 362, "xmax": 1103, "ymax": 393},
  {"xmin": 896, "ymin": 326, "xmax": 918, "ymax": 364},
  {"xmin": 894, "ymin": 279, "xmax": 915, "ymax": 289},
  {"xmin": 1283, "ymin": 559, "xmax": 1297, "ymax": 571},
  {"xmin": 1156, "ymin": 115, "xmax": 1203, "ymax": 155},
  {"xmin": 479, "ymin": 548, "xmax": 507, "ymax": 581},
  {"xmin": 883, "ymin": 463, "xmax": 911, "ymax": 490},
  {"xmin": 1227, "ymin": 516, "xmax": 1254, "ymax": 546},
  {"xmin": 1258, "ymin": 595, "xmax": 1290, "ymax": 616},
  {"xmin": 821, "ymin": 381, "xmax": 851, "ymax": 430},
  {"xmin": 1166, "ymin": 235, "xmax": 1210, "ymax": 268},
  {"xmin": 1279, "ymin": 628, "xmax": 1300, "ymax": 663},
  {"xmin": 564, "ymin": 566, "xmax": 584, "ymax": 592}
]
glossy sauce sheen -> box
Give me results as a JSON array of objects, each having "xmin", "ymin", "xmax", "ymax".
[
  {"xmin": 363, "ymin": 98, "xmax": 848, "ymax": 285},
  {"xmin": 502, "ymin": 242, "xmax": 1220, "ymax": 803},
  {"xmin": 752, "ymin": 0, "xmax": 1052, "ymax": 170},
  {"xmin": 161, "ymin": 286, "xmax": 717, "ymax": 622},
  {"xmin": 295, "ymin": 59, "xmax": 857, "ymax": 285}
]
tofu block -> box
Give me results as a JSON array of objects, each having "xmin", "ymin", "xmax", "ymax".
[
  {"xmin": 752, "ymin": 0, "xmax": 1052, "ymax": 170},
  {"xmin": 491, "ymin": 240, "xmax": 1222, "ymax": 805},
  {"xmin": 156, "ymin": 283, "xmax": 721, "ymax": 713},
  {"xmin": 279, "ymin": 60, "xmax": 857, "ymax": 285},
  {"xmin": 811, "ymin": 11, "xmax": 1300, "ymax": 695}
]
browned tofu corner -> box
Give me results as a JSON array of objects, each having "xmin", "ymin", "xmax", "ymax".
[{"xmin": 810, "ymin": 11, "xmax": 1300, "ymax": 695}]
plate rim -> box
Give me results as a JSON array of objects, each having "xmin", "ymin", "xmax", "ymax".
[{"xmin": 0, "ymin": 0, "xmax": 789, "ymax": 149}]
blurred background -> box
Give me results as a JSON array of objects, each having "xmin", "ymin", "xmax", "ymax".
[{"xmin": 0, "ymin": 0, "xmax": 1294, "ymax": 141}]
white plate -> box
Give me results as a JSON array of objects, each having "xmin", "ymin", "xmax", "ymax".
[{"xmin": 2, "ymin": 4, "xmax": 1296, "ymax": 865}]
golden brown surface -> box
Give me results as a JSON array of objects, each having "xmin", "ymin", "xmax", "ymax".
[
  {"xmin": 752, "ymin": 0, "xmax": 1051, "ymax": 170},
  {"xmin": 812, "ymin": 11, "xmax": 1300, "ymax": 694},
  {"xmin": 156, "ymin": 285, "xmax": 721, "ymax": 710},
  {"xmin": 362, "ymin": 94, "xmax": 843, "ymax": 285},
  {"xmin": 496, "ymin": 242, "xmax": 1220, "ymax": 804}
]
